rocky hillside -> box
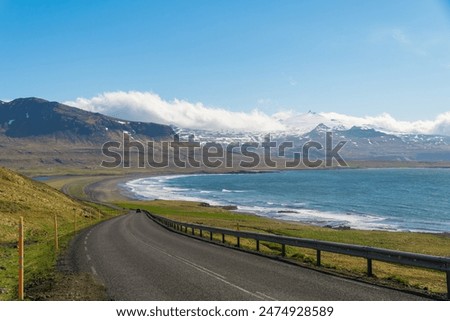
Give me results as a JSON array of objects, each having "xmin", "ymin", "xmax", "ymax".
[
  {"xmin": 0, "ymin": 98, "xmax": 175, "ymax": 170},
  {"xmin": 0, "ymin": 98, "xmax": 174, "ymax": 142}
]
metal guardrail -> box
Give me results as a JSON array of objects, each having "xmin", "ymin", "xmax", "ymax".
[{"xmin": 143, "ymin": 210, "xmax": 450, "ymax": 299}]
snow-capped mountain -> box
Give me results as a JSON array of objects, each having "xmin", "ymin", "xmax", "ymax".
[
  {"xmin": 273, "ymin": 111, "xmax": 346, "ymax": 133},
  {"xmin": 2, "ymin": 97, "xmax": 450, "ymax": 165},
  {"xmin": 174, "ymin": 112, "xmax": 450, "ymax": 162}
]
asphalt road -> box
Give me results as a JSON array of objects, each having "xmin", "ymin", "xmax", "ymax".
[{"xmin": 70, "ymin": 212, "xmax": 427, "ymax": 300}]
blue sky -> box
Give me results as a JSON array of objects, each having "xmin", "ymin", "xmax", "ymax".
[{"xmin": 1, "ymin": 0, "xmax": 450, "ymax": 122}]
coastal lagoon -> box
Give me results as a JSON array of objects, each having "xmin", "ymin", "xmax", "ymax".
[{"xmin": 125, "ymin": 169, "xmax": 450, "ymax": 233}]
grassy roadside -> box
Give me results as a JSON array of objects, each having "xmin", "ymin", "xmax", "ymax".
[
  {"xmin": 23, "ymin": 201, "xmax": 125, "ymax": 301},
  {"xmin": 0, "ymin": 167, "xmax": 125, "ymax": 300},
  {"xmin": 0, "ymin": 202, "xmax": 124, "ymax": 301},
  {"xmin": 118, "ymin": 200, "xmax": 450, "ymax": 297}
]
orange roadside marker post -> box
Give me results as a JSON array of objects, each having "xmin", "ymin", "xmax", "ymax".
[
  {"xmin": 18, "ymin": 216, "xmax": 24, "ymax": 300},
  {"xmin": 73, "ymin": 209, "xmax": 77, "ymax": 233},
  {"xmin": 54, "ymin": 214, "xmax": 59, "ymax": 252}
]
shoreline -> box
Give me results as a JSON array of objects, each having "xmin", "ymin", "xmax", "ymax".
[
  {"xmin": 78, "ymin": 170, "xmax": 450, "ymax": 236},
  {"xmin": 82, "ymin": 169, "xmax": 283, "ymax": 203}
]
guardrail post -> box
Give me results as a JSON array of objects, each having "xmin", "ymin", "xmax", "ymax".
[
  {"xmin": 222, "ymin": 233, "xmax": 225, "ymax": 243},
  {"xmin": 281, "ymin": 244, "xmax": 286, "ymax": 257},
  {"xmin": 316, "ymin": 250, "xmax": 321, "ymax": 266},
  {"xmin": 210, "ymin": 231, "xmax": 213, "ymax": 241},
  {"xmin": 256, "ymin": 240, "xmax": 260, "ymax": 252},
  {"xmin": 237, "ymin": 236, "xmax": 240, "ymax": 248},
  {"xmin": 200, "ymin": 229, "xmax": 203, "ymax": 237},
  {"xmin": 367, "ymin": 259, "xmax": 373, "ymax": 277},
  {"xmin": 446, "ymin": 271, "xmax": 450, "ymax": 300},
  {"xmin": 192, "ymin": 227, "xmax": 195, "ymax": 235}
]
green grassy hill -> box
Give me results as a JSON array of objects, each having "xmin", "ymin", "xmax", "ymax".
[{"xmin": 0, "ymin": 167, "xmax": 105, "ymax": 300}]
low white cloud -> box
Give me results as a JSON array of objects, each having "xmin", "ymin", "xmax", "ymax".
[
  {"xmin": 65, "ymin": 91, "xmax": 285, "ymax": 132},
  {"xmin": 65, "ymin": 91, "xmax": 450, "ymax": 136},
  {"xmin": 319, "ymin": 112, "xmax": 450, "ymax": 136}
]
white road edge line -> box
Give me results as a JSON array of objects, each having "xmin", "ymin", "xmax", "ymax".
[
  {"xmin": 168, "ymin": 252, "xmax": 266, "ymax": 300},
  {"xmin": 91, "ymin": 266, "xmax": 98, "ymax": 276},
  {"xmin": 256, "ymin": 291, "xmax": 277, "ymax": 301},
  {"xmin": 169, "ymin": 253, "xmax": 226, "ymax": 279},
  {"xmin": 127, "ymin": 218, "xmax": 266, "ymax": 300}
]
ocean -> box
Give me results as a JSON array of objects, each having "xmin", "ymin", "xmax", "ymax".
[{"xmin": 124, "ymin": 168, "xmax": 450, "ymax": 233}]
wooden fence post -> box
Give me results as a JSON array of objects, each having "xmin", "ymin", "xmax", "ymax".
[
  {"xmin": 18, "ymin": 216, "xmax": 24, "ymax": 301},
  {"xmin": 54, "ymin": 214, "xmax": 59, "ymax": 252},
  {"xmin": 73, "ymin": 209, "xmax": 77, "ymax": 233}
]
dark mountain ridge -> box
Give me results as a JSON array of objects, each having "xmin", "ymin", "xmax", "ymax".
[{"xmin": 0, "ymin": 97, "xmax": 174, "ymax": 141}]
